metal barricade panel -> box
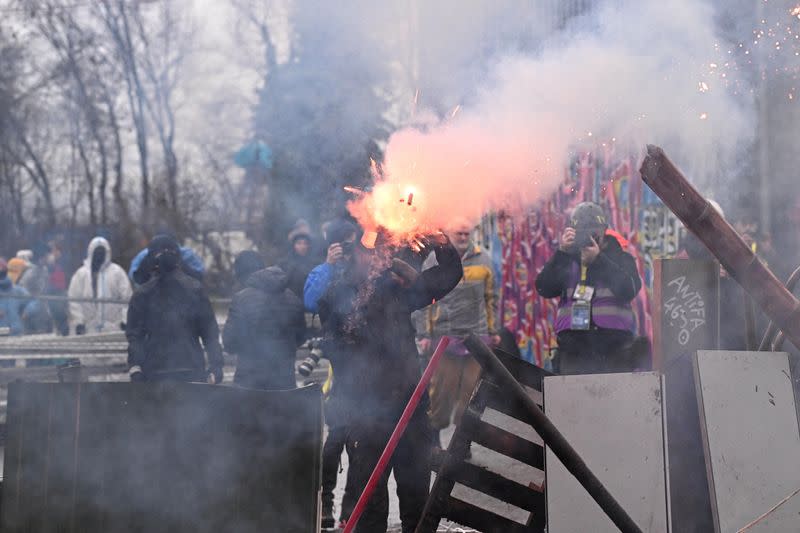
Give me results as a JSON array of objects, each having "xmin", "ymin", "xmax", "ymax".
[
  {"xmin": 694, "ymin": 350, "xmax": 800, "ymax": 533},
  {"xmin": 544, "ymin": 372, "xmax": 669, "ymax": 533},
  {"xmin": 1, "ymin": 382, "xmax": 322, "ymax": 533}
]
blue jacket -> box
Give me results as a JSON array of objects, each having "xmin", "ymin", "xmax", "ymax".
[
  {"xmin": 0, "ymin": 279, "xmax": 30, "ymax": 335},
  {"xmin": 304, "ymin": 263, "xmax": 342, "ymax": 313},
  {"xmin": 128, "ymin": 246, "xmax": 205, "ymax": 285}
]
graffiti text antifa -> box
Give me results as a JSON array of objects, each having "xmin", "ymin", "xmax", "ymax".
[{"xmin": 664, "ymin": 275, "xmax": 707, "ymax": 345}]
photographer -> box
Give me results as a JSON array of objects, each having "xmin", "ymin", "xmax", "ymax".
[
  {"xmin": 535, "ymin": 202, "xmax": 642, "ymax": 375},
  {"xmin": 303, "ymin": 219, "xmax": 359, "ymax": 529},
  {"xmin": 304, "ymin": 220, "xmax": 358, "ymax": 314}
]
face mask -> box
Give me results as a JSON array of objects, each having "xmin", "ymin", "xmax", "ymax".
[
  {"xmin": 91, "ymin": 247, "xmax": 107, "ymax": 272},
  {"xmin": 156, "ymin": 251, "xmax": 180, "ymax": 273}
]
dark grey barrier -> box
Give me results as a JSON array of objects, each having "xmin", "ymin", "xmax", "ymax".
[{"xmin": 1, "ymin": 382, "xmax": 322, "ymax": 533}]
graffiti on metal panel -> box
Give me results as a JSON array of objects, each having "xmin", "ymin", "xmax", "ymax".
[{"xmin": 664, "ymin": 275, "xmax": 707, "ymax": 345}]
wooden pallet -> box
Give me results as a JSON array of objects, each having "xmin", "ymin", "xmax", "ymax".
[{"xmin": 416, "ymin": 350, "xmax": 551, "ymax": 533}]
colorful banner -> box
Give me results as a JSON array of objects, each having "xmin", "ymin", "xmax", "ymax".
[{"xmin": 484, "ymin": 151, "xmax": 680, "ymax": 366}]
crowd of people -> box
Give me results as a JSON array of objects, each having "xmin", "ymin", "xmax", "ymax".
[
  {"xmin": 0, "ymin": 241, "xmax": 70, "ymax": 337},
  {"xmin": 0, "ymin": 203, "xmax": 649, "ymax": 533}
]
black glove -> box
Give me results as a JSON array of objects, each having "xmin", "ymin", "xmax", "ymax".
[
  {"xmin": 119, "ymin": 322, "xmax": 126, "ymax": 331},
  {"xmin": 130, "ymin": 371, "xmax": 145, "ymax": 383},
  {"xmin": 75, "ymin": 324, "xmax": 86, "ymax": 336}
]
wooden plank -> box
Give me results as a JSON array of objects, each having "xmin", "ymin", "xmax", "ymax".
[
  {"xmin": 492, "ymin": 349, "xmax": 551, "ymax": 391},
  {"xmin": 473, "ymin": 380, "xmax": 542, "ymax": 425},
  {"xmin": 459, "ymin": 410, "xmax": 544, "ymax": 470},
  {"xmin": 442, "ymin": 496, "xmax": 533, "ymax": 533},
  {"xmin": 444, "ymin": 460, "xmax": 544, "ymax": 513}
]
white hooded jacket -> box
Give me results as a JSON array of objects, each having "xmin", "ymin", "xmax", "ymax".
[{"xmin": 68, "ymin": 237, "xmax": 132, "ymax": 333}]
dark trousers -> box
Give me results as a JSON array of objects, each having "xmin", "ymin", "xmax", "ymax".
[
  {"xmin": 348, "ymin": 406, "xmax": 432, "ymax": 533},
  {"xmin": 556, "ymin": 329, "xmax": 639, "ymax": 375},
  {"xmin": 321, "ymin": 423, "xmax": 357, "ymax": 521}
]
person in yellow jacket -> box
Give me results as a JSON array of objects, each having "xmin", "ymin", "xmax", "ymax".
[{"xmin": 416, "ymin": 220, "xmax": 499, "ymax": 432}]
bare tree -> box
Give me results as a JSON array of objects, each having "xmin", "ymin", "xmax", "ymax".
[
  {"xmin": 96, "ymin": 0, "xmax": 151, "ymax": 218},
  {"xmin": 129, "ymin": 0, "xmax": 190, "ymax": 212}
]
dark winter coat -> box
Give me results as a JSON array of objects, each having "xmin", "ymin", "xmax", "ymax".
[
  {"xmin": 318, "ymin": 242, "xmax": 463, "ymax": 419},
  {"xmin": 223, "ymin": 267, "xmax": 305, "ymax": 390},
  {"xmin": 279, "ymin": 252, "xmax": 317, "ymax": 299},
  {"xmin": 535, "ymin": 234, "xmax": 641, "ymax": 302},
  {"xmin": 535, "ymin": 234, "xmax": 641, "ymax": 331},
  {"xmin": 126, "ymin": 269, "xmax": 224, "ymax": 382}
]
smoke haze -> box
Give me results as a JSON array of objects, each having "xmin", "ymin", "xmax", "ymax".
[{"xmin": 348, "ymin": 0, "xmax": 754, "ymax": 237}]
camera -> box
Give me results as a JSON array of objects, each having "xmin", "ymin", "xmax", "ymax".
[
  {"xmin": 574, "ymin": 228, "xmax": 595, "ymax": 249},
  {"xmin": 340, "ymin": 241, "xmax": 354, "ymax": 255},
  {"xmin": 298, "ymin": 338, "xmax": 324, "ymax": 377}
]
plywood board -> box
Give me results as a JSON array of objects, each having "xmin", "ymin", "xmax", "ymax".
[
  {"xmin": 545, "ymin": 372, "xmax": 669, "ymax": 533},
  {"xmin": 695, "ymin": 350, "xmax": 800, "ymax": 533}
]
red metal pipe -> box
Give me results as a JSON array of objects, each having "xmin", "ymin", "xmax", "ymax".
[
  {"xmin": 342, "ymin": 336, "xmax": 450, "ymax": 533},
  {"xmin": 640, "ymin": 145, "xmax": 800, "ymax": 351}
]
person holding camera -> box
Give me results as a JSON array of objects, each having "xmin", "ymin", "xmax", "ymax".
[
  {"xmin": 535, "ymin": 202, "xmax": 642, "ymax": 375},
  {"xmin": 126, "ymin": 235, "xmax": 224, "ymax": 384},
  {"xmin": 303, "ymin": 220, "xmax": 358, "ymax": 314},
  {"xmin": 303, "ymin": 219, "xmax": 359, "ymax": 529}
]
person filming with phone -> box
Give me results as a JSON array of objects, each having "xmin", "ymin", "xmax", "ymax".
[{"xmin": 535, "ymin": 202, "xmax": 642, "ymax": 375}]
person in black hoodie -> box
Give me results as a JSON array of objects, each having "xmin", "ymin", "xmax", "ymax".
[
  {"xmin": 223, "ymin": 252, "xmax": 305, "ymax": 390},
  {"xmin": 315, "ymin": 231, "xmax": 462, "ymax": 533},
  {"xmin": 126, "ymin": 235, "xmax": 224, "ymax": 383},
  {"xmin": 535, "ymin": 202, "xmax": 642, "ymax": 375}
]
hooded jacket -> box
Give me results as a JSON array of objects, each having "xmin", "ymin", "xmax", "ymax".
[
  {"xmin": 126, "ymin": 268, "xmax": 224, "ymax": 382},
  {"xmin": 67, "ymin": 237, "xmax": 132, "ymax": 333},
  {"xmin": 223, "ymin": 266, "xmax": 305, "ymax": 389},
  {"xmin": 129, "ymin": 246, "xmax": 205, "ymax": 285},
  {"xmin": 0, "ymin": 277, "xmax": 29, "ymax": 335}
]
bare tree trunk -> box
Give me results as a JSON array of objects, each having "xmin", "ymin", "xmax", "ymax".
[
  {"xmin": 132, "ymin": 3, "xmax": 182, "ymax": 211},
  {"xmin": 12, "ymin": 122, "xmax": 56, "ymax": 226},
  {"xmin": 74, "ymin": 133, "xmax": 97, "ymax": 226},
  {"xmin": 99, "ymin": 0, "xmax": 150, "ymax": 217},
  {"xmin": 103, "ymin": 86, "xmax": 129, "ymax": 224},
  {"xmin": 118, "ymin": 3, "xmax": 151, "ymax": 216}
]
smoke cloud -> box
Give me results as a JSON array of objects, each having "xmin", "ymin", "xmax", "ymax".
[{"xmin": 348, "ymin": 0, "xmax": 753, "ymax": 237}]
